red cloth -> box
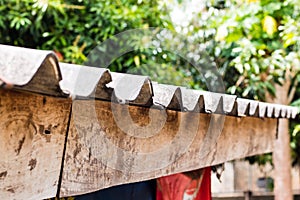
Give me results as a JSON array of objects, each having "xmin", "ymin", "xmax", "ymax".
[{"xmin": 156, "ymin": 167, "xmax": 211, "ymax": 200}]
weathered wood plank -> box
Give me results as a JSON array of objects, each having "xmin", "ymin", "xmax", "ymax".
[
  {"xmin": 0, "ymin": 90, "xmax": 71, "ymax": 200},
  {"xmin": 60, "ymin": 100, "xmax": 276, "ymax": 197}
]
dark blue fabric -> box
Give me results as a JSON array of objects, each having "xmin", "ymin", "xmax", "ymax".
[{"xmin": 75, "ymin": 180, "xmax": 156, "ymax": 200}]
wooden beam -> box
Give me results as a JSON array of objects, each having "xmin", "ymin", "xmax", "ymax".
[
  {"xmin": 0, "ymin": 45, "xmax": 297, "ymax": 199},
  {"xmin": 60, "ymin": 100, "xmax": 276, "ymax": 197},
  {"xmin": 0, "ymin": 90, "xmax": 71, "ymax": 200}
]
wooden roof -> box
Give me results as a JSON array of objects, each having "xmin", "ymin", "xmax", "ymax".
[
  {"xmin": 0, "ymin": 44, "xmax": 298, "ymax": 118},
  {"xmin": 0, "ymin": 44, "xmax": 298, "ymax": 199}
]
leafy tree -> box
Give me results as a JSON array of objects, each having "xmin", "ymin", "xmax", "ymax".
[
  {"xmin": 198, "ymin": 0, "xmax": 300, "ymax": 163},
  {"xmin": 177, "ymin": 0, "xmax": 300, "ymax": 198},
  {"xmin": 1, "ymin": 0, "xmax": 206, "ymax": 87},
  {"xmin": 0, "ymin": 0, "xmax": 172, "ymax": 64}
]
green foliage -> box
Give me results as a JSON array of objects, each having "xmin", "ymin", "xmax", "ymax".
[
  {"xmin": 170, "ymin": 0, "xmax": 300, "ymax": 165},
  {"xmin": 247, "ymin": 153, "xmax": 273, "ymax": 166},
  {"xmin": 197, "ymin": 0, "xmax": 300, "ymax": 100},
  {"xmin": 0, "ymin": 0, "xmax": 202, "ymax": 87},
  {"xmin": 0, "ymin": 0, "xmax": 172, "ymax": 64},
  {"xmin": 192, "ymin": 0, "xmax": 300, "ymax": 165}
]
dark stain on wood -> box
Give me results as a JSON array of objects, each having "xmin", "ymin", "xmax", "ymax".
[
  {"xmin": 39, "ymin": 125, "xmax": 44, "ymax": 134},
  {"xmin": 43, "ymin": 97, "xmax": 47, "ymax": 105},
  {"xmin": 7, "ymin": 188, "xmax": 15, "ymax": 193},
  {"xmin": 73, "ymin": 143, "xmax": 81, "ymax": 159},
  {"xmin": 16, "ymin": 136, "xmax": 25, "ymax": 155},
  {"xmin": 28, "ymin": 158, "xmax": 37, "ymax": 171},
  {"xmin": 88, "ymin": 147, "xmax": 92, "ymax": 160},
  {"xmin": 0, "ymin": 171, "xmax": 7, "ymax": 179}
]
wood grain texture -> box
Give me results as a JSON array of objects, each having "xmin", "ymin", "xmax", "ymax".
[
  {"xmin": 15, "ymin": 55, "xmax": 63, "ymax": 97},
  {"xmin": 60, "ymin": 100, "xmax": 276, "ymax": 197},
  {"xmin": 0, "ymin": 89, "xmax": 71, "ymax": 200}
]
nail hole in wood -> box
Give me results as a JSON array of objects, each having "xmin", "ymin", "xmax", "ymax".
[
  {"xmin": 44, "ymin": 130, "xmax": 51, "ymax": 135},
  {"xmin": 43, "ymin": 97, "xmax": 47, "ymax": 105}
]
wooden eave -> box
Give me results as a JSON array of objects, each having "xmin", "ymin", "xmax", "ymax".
[{"xmin": 0, "ymin": 44, "xmax": 298, "ymax": 199}]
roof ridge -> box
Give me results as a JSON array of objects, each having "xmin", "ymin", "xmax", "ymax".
[{"xmin": 0, "ymin": 44, "xmax": 298, "ymax": 119}]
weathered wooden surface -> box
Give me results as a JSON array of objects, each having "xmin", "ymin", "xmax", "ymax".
[
  {"xmin": 15, "ymin": 55, "xmax": 63, "ymax": 97},
  {"xmin": 60, "ymin": 100, "xmax": 277, "ymax": 197},
  {"xmin": 0, "ymin": 44, "xmax": 298, "ymax": 199},
  {"xmin": 0, "ymin": 89, "xmax": 71, "ymax": 200}
]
